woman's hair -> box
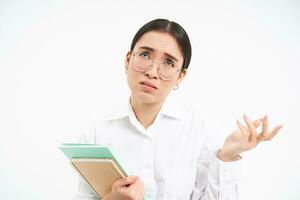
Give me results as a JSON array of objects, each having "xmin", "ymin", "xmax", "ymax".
[{"xmin": 130, "ymin": 19, "xmax": 192, "ymax": 70}]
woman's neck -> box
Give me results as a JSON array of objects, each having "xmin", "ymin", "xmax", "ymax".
[{"xmin": 130, "ymin": 96, "xmax": 164, "ymax": 129}]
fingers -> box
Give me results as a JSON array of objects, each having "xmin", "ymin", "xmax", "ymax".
[
  {"xmin": 127, "ymin": 176, "xmax": 142, "ymax": 189},
  {"xmin": 253, "ymin": 119, "xmax": 263, "ymax": 128},
  {"xmin": 256, "ymin": 115, "xmax": 269, "ymax": 142},
  {"xmin": 123, "ymin": 177, "xmax": 144, "ymax": 200},
  {"xmin": 244, "ymin": 114, "xmax": 259, "ymax": 143},
  {"xmin": 261, "ymin": 115, "xmax": 269, "ymax": 137},
  {"xmin": 263, "ymin": 124, "xmax": 283, "ymax": 141},
  {"xmin": 113, "ymin": 176, "xmax": 144, "ymax": 200},
  {"xmin": 237, "ymin": 117, "xmax": 262, "ymax": 135},
  {"xmin": 113, "ymin": 176, "xmax": 138, "ymax": 189},
  {"xmin": 236, "ymin": 119, "xmax": 248, "ymax": 136},
  {"xmin": 241, "ymin": 114, "xmax": 283, "ymax": 143}
]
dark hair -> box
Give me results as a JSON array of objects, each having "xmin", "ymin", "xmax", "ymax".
[{"xmin": 130, "ymin": 19, "xmax": 192, "ymax": 69}]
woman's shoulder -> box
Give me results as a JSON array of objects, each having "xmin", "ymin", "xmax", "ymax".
[
  {"xmin": 169, "ymin": 99, "xmax": 206, "ymax": 123},
  {"xmin": 78, "ymin": 102, "xmax": 130, "ymax": 143}
]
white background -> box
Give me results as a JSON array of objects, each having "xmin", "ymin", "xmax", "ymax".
[{"xmin": 0, "ymin": 0, "xmax": 299, "ymax": 199}]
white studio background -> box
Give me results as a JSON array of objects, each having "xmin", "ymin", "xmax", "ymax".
[{"xmin": 0, "ymin": 0, "xmax": 299, "ymax": 199}]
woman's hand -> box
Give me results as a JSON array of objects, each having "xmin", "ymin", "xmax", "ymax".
[
  {"xmin": 103, "ymin": 176, "xmax": 144, "ymax": 200},
  {"xmin": 218, "ymin": 114, "xmax": 283, "ymax": 162}
]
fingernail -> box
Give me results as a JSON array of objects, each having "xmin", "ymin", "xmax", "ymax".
[{"xmin": 244, "ymin": 114, "xmax": 250, "ymax": 121}]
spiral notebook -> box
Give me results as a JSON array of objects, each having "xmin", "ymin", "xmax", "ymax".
[{"xmin": 59, "ymin": 143, "xmax": 127, "ymax": 198}]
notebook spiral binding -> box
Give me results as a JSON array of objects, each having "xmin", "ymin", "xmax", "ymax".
[{"xmin": 70, "ymin": 161, "xmax": 102, "ymax": 198}]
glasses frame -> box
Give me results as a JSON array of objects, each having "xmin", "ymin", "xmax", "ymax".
[{"xmin": 131, "ymin": 51, "xmax": 186, "ymax": 81}]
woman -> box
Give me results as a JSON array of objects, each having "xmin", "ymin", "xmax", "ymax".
[{"xmin": 75, "ymin": 19, "xmax": 283, "ymax": 200}]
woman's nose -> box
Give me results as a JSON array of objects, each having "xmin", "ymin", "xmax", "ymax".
[{"xmin": 144, "ymin": 62, "xmax": 159, "ymax": 79}]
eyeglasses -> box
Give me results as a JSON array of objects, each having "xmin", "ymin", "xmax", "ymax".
[{"xmin": 131, "ymin": 50, "xmax": 184, "ymax": 81}]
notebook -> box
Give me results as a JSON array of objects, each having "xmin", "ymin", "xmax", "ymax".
[{"xmin": 59, "ymin": 143, "xmax": 127, "ymax": 198}]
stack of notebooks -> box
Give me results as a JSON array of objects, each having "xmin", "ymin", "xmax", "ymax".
[{"xmin": 60, "ymin": 143, "xmax": 127, "ymax": 198}]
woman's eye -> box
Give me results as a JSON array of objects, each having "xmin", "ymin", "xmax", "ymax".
[
  {"xmin": 165, "ymin": 60, "xmax": 175, "ymax": 68},
  {"xmin": 139, "ymin": 52, "xmax": 150, "ymax": 59}
]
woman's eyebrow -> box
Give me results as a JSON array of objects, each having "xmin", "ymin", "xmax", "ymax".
[
  {"xmin": 164, "ymin": 52, "xmax": 179, "ymax": 62},
  {"xmin": 139, "ymin": 46, "xmax": 154, "ymax": 52},
  {"xmin": 138, "ymin": 46, "xmax": 179, "ymax": 62}
]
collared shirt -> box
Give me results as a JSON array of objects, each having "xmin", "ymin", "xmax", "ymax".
[{"xmin": 73, "ymin": 98, "xmax": 241, "ymax": 200}]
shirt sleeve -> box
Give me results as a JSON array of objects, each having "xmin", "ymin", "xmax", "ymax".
[
  {"xmin": 73, "ymin": 121, "xmax": 101, "ymax": 200},
  {"xmin": 191, "ymin": 149, "xmax": 241, "ymax": 200},
  {"xmin": 191, "ymin": 117, "xmax": 242, "ymax": 200}
]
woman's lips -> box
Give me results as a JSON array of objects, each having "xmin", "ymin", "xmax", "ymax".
[
  {"xmin": 140, "ymin": 81, "xmax": 158, "ymax": 89},
  {"xmin": 140, "ymin": 81, "xmax": 158, "ymax": 93}
]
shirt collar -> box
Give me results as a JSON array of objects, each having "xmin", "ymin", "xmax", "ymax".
[
  {"xmin": 158, "ymin": 97, "xmax": 183, "ymax": 120},
  {"xmin": 103, "ymin": 100, "xmax": 131, "ymax": 122},
  {"xmin": 104, "ymin": 97, "xmax": 183, "ymax": 122}
]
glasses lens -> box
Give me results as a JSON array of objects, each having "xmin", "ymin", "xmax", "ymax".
[
  {"xmin": 133, "ymin": 54, "xmax": 151, "ymax": 72},
  {"xmin": 159, "ymin": 63, "xmax": 178, "ymax": 80},
  {"xmin": 132, "ymin": 51, "xmax": 180, "ymax": 80}
]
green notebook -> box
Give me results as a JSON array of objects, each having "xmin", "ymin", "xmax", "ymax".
[
  {"xmin": 59, "ymin": 143, "xmax": 115, "ymax": 159},
  {"xmin": 60, "ymin": 143, "xmax": 127, "ymax": 198}
]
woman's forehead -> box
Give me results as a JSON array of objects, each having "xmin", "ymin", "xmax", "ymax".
[{"xmin": 134, "ymin": 31, "xmax": 183, "ymax": 61}]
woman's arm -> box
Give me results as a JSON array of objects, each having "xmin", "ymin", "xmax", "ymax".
[
  {"xmin": 191, "ymin": 114, "xmax": 282, "ymax": 200},
  {"xmin": 191, "ymin": 145, "xmax": 241, "ymax": 200}
]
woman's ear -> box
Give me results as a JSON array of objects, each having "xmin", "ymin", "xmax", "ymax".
[
  {"xmin": 176, "ymin": 69, "xmax": 187, "ymax": 85},
  {"xmin": 124, "ymin": 51, "xmax": 132, "ymax": 71}
]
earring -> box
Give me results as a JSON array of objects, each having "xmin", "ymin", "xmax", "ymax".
[{"xmin": 173, "ymin": 84, "xmax": 179, "ymax": 90}]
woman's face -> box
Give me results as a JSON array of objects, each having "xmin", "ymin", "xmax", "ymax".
[{"xmin": 125, "ymin": 31, "xmax": 186, "ymax": 105}]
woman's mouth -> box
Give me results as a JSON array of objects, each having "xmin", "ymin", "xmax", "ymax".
[
  {"xmin": 140, "ymin": 81, "xmax": 158, "ymax": 92},
  {"xmin": 140, "ymin": 81, "xmax": 157, "ymax": 89}
]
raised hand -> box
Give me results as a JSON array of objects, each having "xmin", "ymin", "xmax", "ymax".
[{"xmin": 217, "ymin": 114, "xmax": 283, "ymax": 162}]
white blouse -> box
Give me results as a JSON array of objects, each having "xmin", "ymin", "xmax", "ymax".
[{"xmin": 73, "ymin": 98, "xmax": 241, "ymax": 200}]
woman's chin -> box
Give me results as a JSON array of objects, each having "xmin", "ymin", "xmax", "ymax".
[{"xmin": 133, "ymin": 92, "xmax": 163, "ymax": 105}]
